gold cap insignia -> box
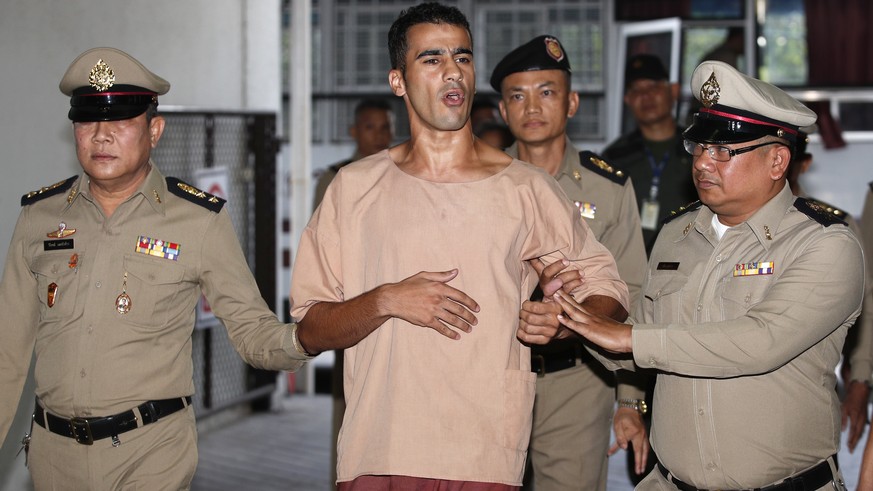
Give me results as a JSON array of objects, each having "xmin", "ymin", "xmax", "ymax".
[
  {"xmin": 700, "ymin": 72, "xmax": 720, "ymax": 107},
  {"xmin": 545, "ymin": 37, "xmax": 564, "ymax": 62},
  {"xmin": 89, "ymin": 59, "xmax": 116, "ymax": 92}
]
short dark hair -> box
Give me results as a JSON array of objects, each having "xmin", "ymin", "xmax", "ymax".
[
  {"xmin": 354, "ymin": 98, "xmax": 392, "ymax": 122},
  {"xmin": 145, "ymin": 104, "xmax": 159, "ymax": 123},
  {"xmin": 388, "ymin": 2, "xmax": 471, "ymax": 74}
]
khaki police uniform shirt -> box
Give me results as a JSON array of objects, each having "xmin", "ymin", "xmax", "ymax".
[
  {"xmin": 506, "ymin": 138, "xmax": 647, "ymax": 400},
  {"xmin": 593, "ymin": 184, "xmax": 863, "ymax": 488},
  {"xmin": 850, "ymin": 185, "xmax": 873, "ymax": 385},
  {"xmin": 0, "ymin": 164, "xmax": 308, "ymax": 441},
  {"xmin": 797, "ymin": 187, "xmax": 872, "ymax": 386},
  {"xmin": 290, "ymin": 151, "xmax": 628, "ymax": 485}
]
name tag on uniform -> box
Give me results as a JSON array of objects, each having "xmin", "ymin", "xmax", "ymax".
[
  {"xmin": 657, "ymin": 262, "xmax": 680, "ymax": 270},
  {"xmin": 44, "ymin": 239, "xmax": 74, "ymax": 251},
  {"xmin": 734, "ymin": 261, "xmax": 774, "ymax": 277}
]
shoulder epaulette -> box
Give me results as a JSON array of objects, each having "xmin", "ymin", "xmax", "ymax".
[
  {"xmin": 807, "ymin": 197, "xmax": 850, "ymax": 220},
  {"xmin": 663, "ymin": 200, "xmax": 703, "ymax": 224},
  {"xmin": 166, "ymin": 177, "xmax": 226, "ymax": 213},
  {"xmin": 794, "ymin": 197, "xmax": 847, "ymax": 227},
  {"xmin": 21, "ymin": 176, "xmax": 78, "ymax": 206},
  {"xmin": 577, "ymin": 151, "xmax": 629, "ymax": 185}
]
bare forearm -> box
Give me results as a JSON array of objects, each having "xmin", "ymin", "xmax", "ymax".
[{"xmin": 297, "ymin": 286, "xmax": 390, "ymax": 355}]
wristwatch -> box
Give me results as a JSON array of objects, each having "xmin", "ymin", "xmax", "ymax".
[{"xmin": 618, "ymin": 398, "xmax": 648, "ymax": 416}]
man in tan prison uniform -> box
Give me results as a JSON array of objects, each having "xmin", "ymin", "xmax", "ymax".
[
  {"xmin": 523, "ymin": 61, "xmax": 862, "ymax": 490},
  {"xmin": 0, "ymin": 47, "xmax": 310, "ymax": 490},
  {"xmin": 290, "ymin": 3, "xmax": 629, "ymax": 489},
  {"xmin": 491, "ymin": 35, "xmax": 650, "ymax": 489}
]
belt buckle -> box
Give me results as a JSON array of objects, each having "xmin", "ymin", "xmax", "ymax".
[
  {"xmin": 69, "ymin": 417, "xmax": 94, "ymax": 445},
  {"xmin": 532, "ymin": 354, "xmax": 546, "ymax": 377}
]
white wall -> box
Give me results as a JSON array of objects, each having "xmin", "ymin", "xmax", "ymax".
[{"xmin": 0, "ymin": 1, "xmax": 280, "ymax": 487}]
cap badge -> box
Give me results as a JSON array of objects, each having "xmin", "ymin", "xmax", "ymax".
[
  {"xmin": 89, "ymin": 59, "xmax": 116, "ymax": 92},
  {"xmin": 700, "ymin": 72, "xmax": 720, "ymax": 107},
  {"xmin": 776, "ymin": 128, "xmax": 785, "ymax": 137},
  {"xmin": 544, "ymin": 37, "xmax": 564, "ymax": 62}
]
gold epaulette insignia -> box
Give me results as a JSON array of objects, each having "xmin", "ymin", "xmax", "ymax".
[
  {"xmin": 589, "ymin": 156, "xmax": 624, "ymax": 178},
  {"xmin": 166, "ymin": 177, "xmax": 226, "ymax": 213},
  {"xmin": 794, "ymin": 197, "xmax": 847, "ymax": 227},
  {"xmin": 21, "ymin": 176, "xmax": 78, "ymax": 207},
  {"xmin": 664, "ymin": 200, "xmax": 703, "ymax": 224},
  {"xmin": 577, "ymin": 151, "xmax": 628, "ymax": 185}
]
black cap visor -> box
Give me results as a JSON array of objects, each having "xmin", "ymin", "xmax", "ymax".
[
  {"xmin": 68, "ymin": 90, "xmax": 157, "ymax": 122},
  {"xmin": 683, "ymin": 109, "xmax": 798, "ymax": 145}
]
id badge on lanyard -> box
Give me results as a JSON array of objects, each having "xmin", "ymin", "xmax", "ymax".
[{"xmin": 642, "ymin": 147, "xmax": 669, "ymax": 231}]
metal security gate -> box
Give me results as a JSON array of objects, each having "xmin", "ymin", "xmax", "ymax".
[{"xmin": 152, "ymin": 109, "xmax": 280, "ymax": 418}]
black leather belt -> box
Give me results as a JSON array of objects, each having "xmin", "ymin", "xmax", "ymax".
[
  {"xmin": 658, "ymin": 457, "xmax": 837, "ymax": 491},
  {"xmin": 530, "ymin": 344, "xmax": 589, "ymax": 376},
  {"xmin": 33, "ymin": 396, "xmax": 191, "ymax": 445}
]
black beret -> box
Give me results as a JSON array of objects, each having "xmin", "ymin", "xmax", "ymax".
[
  {"xmin": 624, "ymin": 54, "xmax": 668, "ymax": 89},
  {"xmin": 490, "ymin": 35, "xmax": 571, "ymax": 92}
]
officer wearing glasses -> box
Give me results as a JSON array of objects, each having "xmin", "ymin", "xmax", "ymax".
[{"xmin": 520, "ymin": 60, "xmax": 862, "ymax": 490}]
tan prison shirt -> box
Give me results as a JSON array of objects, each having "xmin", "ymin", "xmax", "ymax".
[
  {"xmin": 290, "ymin": 150, "xmax": 628, "ymax": 485},
  {"xmin": 0, "ymin": 164, "xmax": 308, "ymax": 442},
  {"xmin": 594, "ymin": 184, "xmax": 863, "ymax": 488},
  {"xmin": 507, "ymin": 138, "xmax": 646, "ymax": 306}
]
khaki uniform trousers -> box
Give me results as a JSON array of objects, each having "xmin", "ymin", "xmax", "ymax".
[
  {"xmin": 528, "ymin": 361, "xmax": 614, "ymax": 491},
  {"xmin": 29, "ymin": 405, "xmax": 197, "ymax": 491}
]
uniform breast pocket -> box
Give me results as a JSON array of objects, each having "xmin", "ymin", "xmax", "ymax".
[
  {"xmin": 122, "ymin": 254, "xmax": 187, "ymax": 329},
  {"xmin": 721, "ymin": 275, "xmax": 771, "ymax": 318},
  {"xmin": 31, "ymin": 254, "xmax": 82, "ymax": 321},
  {"xmin": 643, "ymin": 273, "xmax": 687, "ymax": 323}
]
